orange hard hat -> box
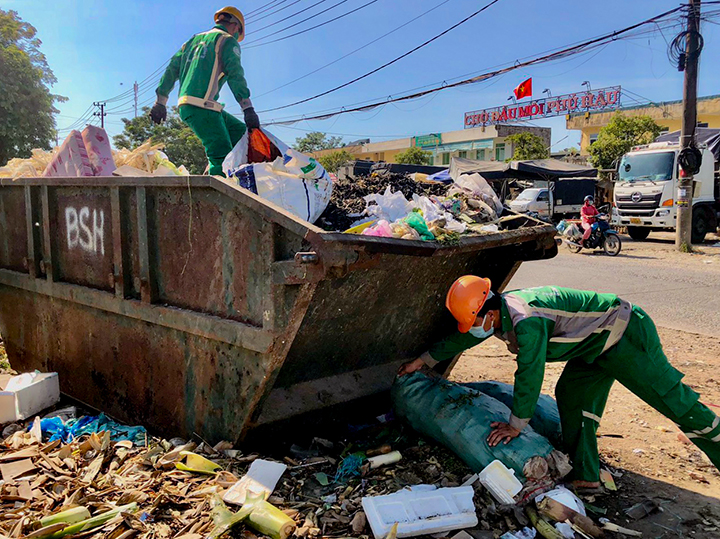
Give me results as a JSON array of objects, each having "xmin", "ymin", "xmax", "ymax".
[
  {"xmin": 215, "ymin": 6, "xmax": 246, "ymax": 42},
  {"xmin": 446, "ymin": 276, "xmax": 492, "ymax": 333}
]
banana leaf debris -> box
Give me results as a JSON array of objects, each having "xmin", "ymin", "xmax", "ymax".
[{"xmin": 0, "ymin": 403, "xmax": 657, "ymax": 539}]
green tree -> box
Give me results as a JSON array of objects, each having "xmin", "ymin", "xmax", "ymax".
[
  {"xmin": 395, "ymin": 146, "xmax": 432, "ymax": 165},
  {"xmin": 0, "ymin": 9, "xmax": 65, "ymax": 165},
  {"xmin": 113, "ymin": 107, "xmax": 207, "ymax": 174},
  {"xmin": 317, "ymin": 149, "xmax": 353, "ymax": 173},
  {"xmin": 505, "ymin": 132, "xmax": 549, "ymax": 161},
  {"xmin": 589, "ymin": 113, "xmax": 662, "ymax": 170},
  {"xmin": 293, "ymin": 131, "xmax": 343, "ymax": 153}
]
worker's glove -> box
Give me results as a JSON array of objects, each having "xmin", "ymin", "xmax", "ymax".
[
  {"xmin": 244, "ymin": 107, "xmax": 260, "ymax": 130},
  {"xmin": 150, "ymin": 103, "xmax": 167, "ymax": 124}
]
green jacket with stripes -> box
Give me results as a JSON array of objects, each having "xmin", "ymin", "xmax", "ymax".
[
  {"xmin": 155, "ymin": 24, "xmax": 252, "ymax": 113},
  {"xmin": 427, "ymin": 286, "xmax": 632, "ymax": 430}
]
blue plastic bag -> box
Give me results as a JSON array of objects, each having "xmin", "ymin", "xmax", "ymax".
[{"xmin": 392, "ymin": 373, "xmax": 557, "ymax": 479}]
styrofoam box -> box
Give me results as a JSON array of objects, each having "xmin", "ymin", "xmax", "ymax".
[
  {"xmin": 0, "ymin": 372, "xmax": 60, "ymax": 424},
  {"xmin": 362, "ymin": 485, "xmax": 478, "ymax": 539}
]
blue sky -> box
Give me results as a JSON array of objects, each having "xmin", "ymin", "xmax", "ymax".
[{"xmin": 8, "ymin": 0, "xmax": 720, "ymax": 150}]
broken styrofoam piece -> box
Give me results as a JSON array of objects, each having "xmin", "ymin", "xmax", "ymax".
[
  {"xmin": 224, "ymin": 459, "xmax": 287, "ymax": 506},
  {"xmin": 478, "ymin": 460, "xmax": 522, "ymax": 505},
  {"xmin": 0, "ymin": 372, "xmax": 60, "ymax": 424},
  {"xmin": 535, "ymin": 487, "xmax": 586, "ymax": 516},
  {"xmin": 361, "ymin": 485, "xmax": 478, "ymax": 539}
]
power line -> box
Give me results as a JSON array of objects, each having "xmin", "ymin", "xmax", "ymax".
[
  {"xmin": 259, "ymin": 0, "xmax": 501, "ymax": 113},
  {"xmin": 246, "ymin": 0, "xmax": 456, "ymax": 101},
  {"xmin": 262, "ymin": 5, "xmax": 687, "ymax": 126},
  {"xmin": 244, "ymin": 0, "xmax": 381, "ymax": 48},
  {"xmin": 243, "ymin": 0, "xmax": 352, "ymax": 45},
  {"xmin": 247, "ymin": 0, "xmax": 333, "ymax": 34},
  {"xmin": 247, "ymin": 0, "xmax": 305, "ymax": 23}
]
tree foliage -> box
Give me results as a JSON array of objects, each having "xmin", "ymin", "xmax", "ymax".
[
  {"xmin": 589, "ymin": 113, "xmax": 662, "ymax": 170},
  {"xmin": 293, "ymin": 131, "xmax": 343, "ymax": 153},
  {"xmin": 0, "ymin": 9, "xmax": 65, "ymax": 165},
  {"xmin": 317, "ymin": 150, "xmax": 354, "ymax": 174},
  {"xmin": 113, "ymin": 107, "xmax": 207, "ymax": 174},
  {"xmin": 395, "ymin": 146, "xmax": 432, "ymax": 165},
  {"xmin": 505, "ymin": 132, "xmax": 549, "ymax": 161}
]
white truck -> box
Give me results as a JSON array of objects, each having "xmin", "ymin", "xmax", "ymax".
[
  {"xmin": 508, "ymin": 178, "xmax": 596, "ymax": 221},
  {"xmin": 614, "ymin": 131, "xmax": 720, "ymax": 243}
]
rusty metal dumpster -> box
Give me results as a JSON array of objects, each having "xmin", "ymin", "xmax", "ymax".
[{"xmin": 0, "ymin": 176, "xmax": 557, "ymax": 442}]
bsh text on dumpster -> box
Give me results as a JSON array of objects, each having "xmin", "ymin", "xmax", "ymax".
[{"xmin": 65, "ymin": 206, "xmax": 105, "ymax": 256}]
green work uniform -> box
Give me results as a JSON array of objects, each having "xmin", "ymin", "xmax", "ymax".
[
  {"xmin": 424, "ymin": 286, "xmax": 720, "ymax": 482},
  {"xmin": 155, "ymin": 23, "xmax": 252, "ymax": 176}
]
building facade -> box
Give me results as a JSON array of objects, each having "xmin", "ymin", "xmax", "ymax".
[
  {"xmin": 567, "ymin": 94, "xmax": 720, "ymax": 154},
  {"xmin": 310, "ymin": 125, "xmax": 550, "ymax": 166}
]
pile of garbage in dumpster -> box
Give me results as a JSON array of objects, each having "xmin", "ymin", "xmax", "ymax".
[
  {"xmin": 317, "ymin": 170, "xmax": 504, "ymax": 240},
  {"xmin": 0, "ymin": 366, "xmax": 653, "ymax": 539}
]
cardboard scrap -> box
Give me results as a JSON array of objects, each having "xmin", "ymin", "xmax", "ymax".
[{"xmin": 0, "ymin": 458, "xmax": 36, "ymax": 482}]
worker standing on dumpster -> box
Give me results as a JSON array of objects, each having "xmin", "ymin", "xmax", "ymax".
[
  {"xmin": 149, "ymin": 6, "xmax": 260, "ymax": 176},
  {"xmin": 398, "ymin": 276, "xmax": 720, "ymax": 489}
]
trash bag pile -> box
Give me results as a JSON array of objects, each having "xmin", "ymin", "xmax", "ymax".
[
  {"xmin": 317, "ymin": 170, "xmax": 504, "ymax": 241},
  {"xmin": 223, "ymin": 129, "xmax": 333, "ymax": 224}
]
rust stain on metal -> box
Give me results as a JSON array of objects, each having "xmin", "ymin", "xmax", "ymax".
[{"xmin": 0, "ymin": 175, "xmax": 558, "ymax": 442}]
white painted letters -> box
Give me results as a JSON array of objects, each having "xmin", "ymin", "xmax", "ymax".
[{"xmin": 65, "ymin": 206, "xmax": 105, "ymax": 256}]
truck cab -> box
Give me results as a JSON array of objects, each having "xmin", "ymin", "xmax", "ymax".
[{"xmin": 614, "ymin": 142, "xmax": 719, "ymax": 243}]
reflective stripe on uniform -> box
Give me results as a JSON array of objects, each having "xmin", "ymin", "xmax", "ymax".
[
  {"xmin": 206, "ymin": 34, "xmax": 231, "ymax": 101},
  {"xmin": 503, "ymin": 293, "xmax": 632, "ymax": 349},
  {"xmin": 694, "ymin": 416, "xmax": 720, "ymax": 435},
  {"xmin": 582, "ymin": 410, "xmax": 602, "ymax": 423},
  {"xmin": 178, "ymin": 95, "xmax": 224, "ymax": 112}
]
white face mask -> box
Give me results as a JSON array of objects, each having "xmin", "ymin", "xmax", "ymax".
[{"xmin": 468, "ymin": 313, "xmax": 494, "ymax": 339}]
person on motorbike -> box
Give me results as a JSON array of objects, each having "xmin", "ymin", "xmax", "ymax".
[{"xmin": 581, "ymin": 195, "xmax": 599, "ymax": 245}]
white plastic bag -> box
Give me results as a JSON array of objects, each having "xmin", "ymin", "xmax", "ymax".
[
  {"xmin": 223, "ymin": 129, "xmax": 333, "ymax": 223},
  {"xmin": 453, "ymin": 173, "xmax": 504, "ymax": 215},
  {"xmin": 364, "ymin": 187, "xmax": 414, "ymax": 222}
]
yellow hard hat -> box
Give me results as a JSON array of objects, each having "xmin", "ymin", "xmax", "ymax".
[{"xmin": 215, "ymin": 7, "xmax": 245, "ymax": 42}]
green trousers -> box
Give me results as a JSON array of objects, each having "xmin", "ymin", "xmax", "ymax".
[
  {"xmin": 555, "ymin": 306, "xmax": 720, "ymax": 482},
  {"xmin": 179, "ymin": 105, "xmax": 246, "ymax": 176}
]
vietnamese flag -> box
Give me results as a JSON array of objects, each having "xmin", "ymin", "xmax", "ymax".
[{"xmin": 513, "ymin": 78, "xmax": 532, "ymax": 100}]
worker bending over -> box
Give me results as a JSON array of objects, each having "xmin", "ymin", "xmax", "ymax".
[
  {"xmin": 399, "ymin": 277, "xmax": 720, "ymax": 488},
  {"xmin": 150, "ymin": 6, "xmax": 260, "ymax": 176}
]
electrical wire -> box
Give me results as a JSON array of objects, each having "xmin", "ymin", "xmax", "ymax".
[
  {"xmin": 243, "ymin": 0, "xmax": 381, "ymax": 48},
  {"xmin": 243, "ymin": 0, "xmax": 351, "ymax": 44},
  {"xmin": 246, "ymin": 0, "xmax": 333, "ymax": 35},
  {"xmin": 257, "ymin": 0, "xmax": 500, "ymax": 112},
  {"xmin": 247, "ymin": 0, "xmax": 305, "ymax": 24},
  {"xmin": 261, "ymin": 4, "xmax": 688, "ymax": 126},
  {"xmin": 232, "ymin": 0, "xmax": 455, "ymax": 105}
]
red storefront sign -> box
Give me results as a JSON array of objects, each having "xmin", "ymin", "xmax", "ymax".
[{"xmin": 464, "ymin": 86, "xmax": 621, "ymax": 128}]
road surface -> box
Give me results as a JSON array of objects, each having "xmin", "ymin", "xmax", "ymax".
[{"xmin": 509, "ymin": 234, "xmax": 720, "ymax": 336}]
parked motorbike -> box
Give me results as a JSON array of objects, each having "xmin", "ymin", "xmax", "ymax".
[{"xmin": 557, "ymin": 208, "xmax": 622, "ymax": 256}]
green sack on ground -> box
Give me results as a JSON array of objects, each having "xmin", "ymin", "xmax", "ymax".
[
  {"xmin": 464, "ymin": 381, "xmax": 563, "ymax": 448},
  {"xmin": 392, "ymin": 372, "xmax": 556, "ymax": 480}
]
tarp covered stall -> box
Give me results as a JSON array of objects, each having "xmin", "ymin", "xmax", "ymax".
[{"xmin": 655, "ymin": 127, "xmax": 720, "ymax": 162}]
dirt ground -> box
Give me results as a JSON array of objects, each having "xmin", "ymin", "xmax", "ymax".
[{"xmin": 451, "ymin": 326, "xmax": 720, "ymax": 537}]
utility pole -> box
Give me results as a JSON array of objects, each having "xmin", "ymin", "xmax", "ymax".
[
  {"xmin": 676, "ymin": 0, "xmax": 701, "ymax": 251},
  {"xmin": 93, "ymin": 102, "xmax": 107, "ymax": 129},
  {"xmin": 133, "ymin": 81, "xmax": 139, "ymax": 118}
]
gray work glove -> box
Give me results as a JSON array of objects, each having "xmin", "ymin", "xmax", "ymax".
[
  {"xmin": 244, "ymin": 107, "xmax": 260, "ymax": 130},
  {"xmin": 150, "ymin": 103, "xmax": 167, "ymax": 124}
]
